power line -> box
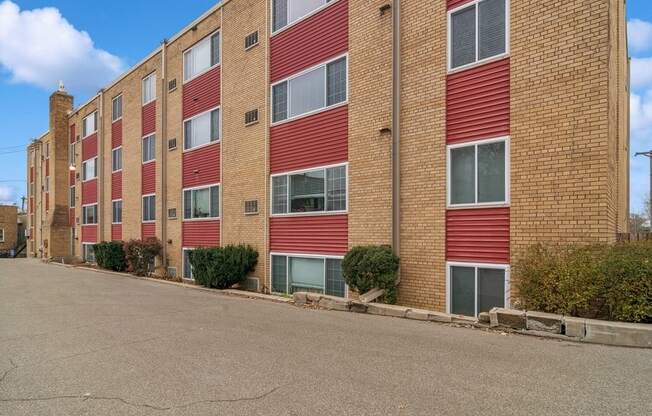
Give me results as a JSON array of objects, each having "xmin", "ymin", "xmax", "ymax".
[{"xmin": 0, "ymin": 149, "xmax": 26, "ymax": 156}]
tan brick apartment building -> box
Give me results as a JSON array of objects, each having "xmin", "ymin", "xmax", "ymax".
[
  {"xmin": 0, "ymin": 205, "xmax": 19, "ymax": 254},
  {"xmin": 26, "ymin": 0, "xmax": 629, "ymax": 316}
]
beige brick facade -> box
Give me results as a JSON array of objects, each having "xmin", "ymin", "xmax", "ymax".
[
  {"xmin": 26, "ymin": 0, "xmax": 629, "ymax": 313},
  {"xmin": 0, "ymin": 205, "xmax": 18, "ymax": 252}
]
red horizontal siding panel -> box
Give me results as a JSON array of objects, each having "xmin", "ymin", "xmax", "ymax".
[
  {"xmin": 182, "ymin": 66, "xmax": 221, "ymax": 120},
  {"xmin": 448, "ymin": 0, "xmax": 474, "ymax": 10},
  {"xmin": 447, "ymin": 58, "xmax": 510, "ymax": 144},
  {"xmin": 142, "ymin": 101, "xmax": 156, "ymax": 136},
  {"xmin": 270, "ymin": 0, "xmax": 348, "ymax": 82},
  {"xmin": 82, "ymin": 179, "xmax": 97, "ymax": 205},
  {"xmin": 112, "ymin": 224, "xmax": 122, "ymax": 241},
  {"xmin": 70, "ymin": 124, "xmax": 76, "ymax": 143},
  {"xmin": 69, "ymin": 208, "xmax": 75, "ymax": 227},
  {"xmin": 29, "ymin": 197, "xmax": 34, "ymax": 213},
  {"xmin": 270, "ymin": 215, "xmax": 348, "ymax": 255},
  {"xmin": 30, "ymin": 167, "xmax": 34, "ymax": 183},
  {"xmin": 182, "ymin": 220, "xmax": 220, "ymax": 247},
  {"xmin": 446, "ymin": 208, "xmax": 510, "ymax": 264},
  {"xmin": 82, "ymin": 133, "xmax": 98, "ymax": 161},
  {"xmin": 142, "ymin": 162, "xmax": 156, "ymax": 195},
  {"xmin": 182, "ymin": 143, "xmax": 220, "ymax": 188},
  {"xmin": 81, "ymin": 225, "xmax": 97, "ymax": 243},
  {"xmin": 112, "ymin": 119, "xmax": 122, "ymax": 148},
  {"xmin": 142, "ymin": 222, "xmax": 156, "ymax": 240},
  {"xmin": 69, "ymin": 170, "xmax": 75, "ymax": 186},
  {"xmin": 45, "ymin": 193, "xmax": 49, "ymax": 211},
  {"xmin": 111, "ymin": 171, "xmax": 122, "ymax": 200},
  {"xmin": 45, "ymin": 159, "xmax": 49, "ymax": 176},
  {"xmin": 270, "ymin": 106, "xmax": 348, "ymax": 173}
]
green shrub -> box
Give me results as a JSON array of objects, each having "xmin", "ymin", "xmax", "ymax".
[
  {"xmin": 515, "ymin": 241, "xmax": 652, "ymax": 323},
  {"xmin": 93, "ymin": 241, "xmax": 126, "ymax": 272},
  {"xmin": 123, "ymin": 238, "xmax": 162, "ymax": 277},
  {"xmin": 189, "ymin": 245, "xmax": 258, "ymax": 289},
  {"xmin": 342, "ymin": 245, "xmax": 400, "ymax": 304}
]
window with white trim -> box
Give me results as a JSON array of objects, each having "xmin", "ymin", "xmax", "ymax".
[
  {"xmin": 183, "ymin": 185, "xmax": 219, "ymax": 219},
  {"xmin": 82, "ymin": 112, "xmax": 97, "ymax": 138},
  {"xmin": 183, "ymin": 249, "xmax": 195, "ymax": 280},
  {"xmin": 272, "ymin": 255, "xmax": 346, "ymax": 297},
  {"xmin": 448, "ymin": 138, "xmax": 508, "ymax": 207},
  {"xmin": 183, "ymin": 32, "xmax": 220, "ymax": 81},
  {"xmin": 82, "ymin": 204, "xmax": 98, "ymax": 225},
  {"xmin": 69, "ymin": 186, "xmax": 75, "ymax": 208},
  {"xmin": 142, "ymin": 73, "xmax": 156, "ymax": 105},
  {"xmin": 112, "ymin": 95, "xmax": 123, "ymax": 121},
  {"xmin": 449, "ymin": 0, "xmax": 508, "ymax": 70},
  {"xmin": 112, "ymin": 147, "xmax": 122, "ymax": 171},
  {"xmin": 143, "ymin": 195, "xmax": 156, "ymax": 222},
  {"xmin": 272, "ymin": 56, "xmax": 347, "ymax": 123},
  {"xmin": 448, "ymin": 263, "xmax": 508, "ymax": 316},
  {"xmin": 272, "ymin": 164, "xmax": 346, "ymax": 215},
  {"xmin": 82, "ymin": 158, "xmax": 97, "ymax": 181},
  {"xmin": 112, "ymin": 200, "xmax": 122, "ymax": 224},
  {"xmin": 272, "ymin": 0, "xmax": 333, "ymax": 32},
  {"xmin": 184, "ymin": 108, "xmax": 220, "ymax": 150},
  {"xmin": 83, "ymin": 243, "xmax": 96, "ymax": 263},
  {"xmin": 142, "ymin": 135, "xmax": 156, "ymax": 163},
  {"xmin": 69, "ymin": 142, "xmax": 76, "ymax": 164}
]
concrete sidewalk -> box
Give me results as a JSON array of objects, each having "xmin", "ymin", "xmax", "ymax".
[{"xmin": 1, "ymin": 259, "xmax": 651, "ymax": 415}]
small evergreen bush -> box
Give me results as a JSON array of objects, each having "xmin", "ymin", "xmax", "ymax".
[
  {"xmin": 93, "ymin": 241, "xmax": 126, "ymax": 272},
  {"xmin": 515, "ymin": 241, "xmax": 652, "ymax": 323},
  {"xmin": 123, "ymin": 238, "xmax": 162, "ymax": 276},
  {"xmin": 342, "ymin": 245, "xmax": 400, "ymax": 304},
  {"xmin": 189, "ymin": 245, "xmax": 258, "ymax": 289}
]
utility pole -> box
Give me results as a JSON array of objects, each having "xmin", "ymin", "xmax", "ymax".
[{"xmin": 635, "ymin": 151, "xmax": 652, "ymax": 220}]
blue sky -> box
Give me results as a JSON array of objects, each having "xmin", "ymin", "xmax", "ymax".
[{"xmin": 0, "ymin": 0, "xmax": 650, "ymax": 215}]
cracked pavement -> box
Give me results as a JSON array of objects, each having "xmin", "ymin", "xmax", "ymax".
[{"xmin": 1, "ymin": 259, "xmax": 651, "ymax": 415}]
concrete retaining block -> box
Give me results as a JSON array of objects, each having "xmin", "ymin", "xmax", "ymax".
[
  {"xmin": 451, "ymin": 314, "xmax": 476, "ymax": 325},
  {"xmin": 306, "ymin": 292, "xmax": 323, "ymax": 303},
  {"xmin": 563, "ymin": 317, "xmax": 586, "ymax": 338},
  {"xmin": 293, "ymin": 292, "xmax": 307, "ymax": 306},
  {"xmin": 350, "ymin": 301, "xmax": 368, "ymax": 314},
  {"xmin": 318, "ymin": 295, "xmax": 351, "ymax": 312},
  {"xmin": 478, "ymin": 312, "xmax": 490, "ymax": 324},
  {"xmin": 583, "ymin": 319, "xmax": 652, "ymax": 348},
  {"xmin": 405, "ymin": 308, "xmax": 432, "ymax": 321},
  {"xmin": 493, "ymin": 308, "xmax": 527, "ymax": 329},
  {"xmin": 526, "ymin": 311, "xmax": 562, "ymax": 334},
  {"xmin": 366, "ymin": 303, "xmax": 410, "ymax": 318}
]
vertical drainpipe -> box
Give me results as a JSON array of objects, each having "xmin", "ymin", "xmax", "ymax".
[
  {"xmin": 160, "ymin": 41, "xmax": 168, "ymax": 269},
  {"xmin": 392, "ymin": 0, "xmax": 401, "ymax": 283},
  {"xmin": 98, "ymin": 90, "xmax": 105, "ymax": 243},
  {"xmin": 264, "ymin": 2, "xmax": 271, "ymax": 293},
  {"xmin": 220, "ymin": 11, "xmax": 225, "ymax": 252}
]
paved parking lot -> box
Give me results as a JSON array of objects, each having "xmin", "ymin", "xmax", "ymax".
[{"xmin": 1, "ymin": 259, "xmax": 650, "ymax": 415}]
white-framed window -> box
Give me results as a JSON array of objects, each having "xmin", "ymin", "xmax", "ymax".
[
  {"xmin": 447, "ymin": 137, "xmax": 509, "ymax": 208},
  {"xmin": 183, "ymin": 32, "xmax": 220, "ymax": 82},
  {"xmin": 82, "ymin": 158, "xmax": 97, "ymax": 181},
  {"xmin": 112, "ymin": 94, "xmax": 123, "ymax": 122},
  {"xmin": 142, "ymin": 73, "xmax": 156, "ymax": 105},
  {"xmin": 272, "ymin": 0, "xmax": 334, "ymax": 33},
  {"xmin": 112, "ymin": 147, "xmax": 122, "ymax": 171},
  {"xmin": 82, "ymin": 204, "xmax": 98, "ymax": 225},
  {"xmin": 447, "ymin": 262, "xmax": 510, "ymax": 317},
  {"xmin": 142, "ymin": 135, "xmax": 156, "ymax": 163},
  {"xmin": 271, "ymin": 163, "xmax": 347, "ymax": 215},
  {"xmin": 82, "ymin": 112, "xmax": 98, "ymax": 138},
  {"xmin": 69, "ymin": 142, "xmax": 76, "ymax": 164},
  {"xmin": 448, "ymin": 0, "xmax": 509, "ymax": 71},
  {"xmin": 112, "ymin": 200, "xmax": 123, "ymax": 224},
  {"xmin": 271, "ymin": 55, "xmax": 348, "ymax": 124},
  {"xmin": 183, "ymin": 108, "xmax": 220, "ymax": 150},
  {"xmin": 142, "ymin": 194, "xmax": 156, "ymax": 222},
  {"xmin": 69, "ymin": 186, "xmax": 75, "ymax": 208},
  {"xmin": 83, "ymin": 243, "xmax": 96, "ymax": 263},
  {"xmin": 0, "ymin": 228, "xmax": 4, "ymax": 242},
  {"xmin": 183, "ymin": 248, "xmax": 195, "ymax": 280},
  {"xmin": 183, "ymin": 184, "xmax": 220, "ymax": 220},
  {"xmin": 271, "ymin": 253, "xmax": 346, "ymax": 297}
]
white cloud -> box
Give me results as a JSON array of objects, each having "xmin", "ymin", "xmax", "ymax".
[
  {"xmin": 0, "ymin": 1, "xmax": 125, "ymax": 94},
  {"xmin": 0, "ymin": 184, "xmax": 14, "ymax": 204},
  {"xmin": 631, "ymin": 90, "xmax": 652, "ymax": 137},
  {"xmin": 628, "ymin": 19, "xmax": 652, "ymax": 53},
  {"xmin": 630, "ymin": 58, "xmax": 652, "ymax": 90}
]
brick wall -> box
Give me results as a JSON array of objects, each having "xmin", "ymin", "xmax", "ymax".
[{"xmin": 0, "ymin": 205, "xmax": 18, "ymax": 252}]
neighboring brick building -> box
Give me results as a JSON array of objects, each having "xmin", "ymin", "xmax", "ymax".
[
  {"xmin": 26, "ymin": 0, "xmax": 629, "ymax": 315},
  {"xmin": 0, "ymin": 205, "xmax": 19, "ymax": 254}
]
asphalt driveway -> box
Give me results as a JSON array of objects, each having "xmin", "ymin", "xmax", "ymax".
[{"xmin": 0, "ymin": 259, "xmax": 650, "ymax": 415}]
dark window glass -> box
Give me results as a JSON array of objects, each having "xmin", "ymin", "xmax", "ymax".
[
  {"xmin": 326, "ymin": 259, "xmax": 345, "ymax": 297},
  {"xmin": 451, "ymin": 266, "xmax": 475, "ymax": 316},
  {"xmin": 272, "ymin": 255, "xmax": 288, "ymax": 293},
  {"xmin": 451, "ymin": 6, "xmax": 476, "ymax": 69},
  {"xmin": 327, "ymin": 57, "xmax": 347, "ymax": 106},
  {"xmin": 477, "ymin": 268, "xmax": 505, "ymax": 313},
  {"xmin": 479, "ymin": 0, "xmax": 506, "ymax": 60},
  {"xmin": 272, "ymin": 82, "xmax": 288, "ymax": 123}
]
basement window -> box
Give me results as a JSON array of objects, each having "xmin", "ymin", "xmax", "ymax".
[
  {"xmin": 447, "ymin": 262, "xmax": 509, "ymax": 316},
  {"xmin": 271, "ymin": 254, "xmax": 346, "ymax": 297}
]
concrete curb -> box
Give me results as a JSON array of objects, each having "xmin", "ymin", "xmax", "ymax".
[{"xmin": 489, "ymin": 308, "xmax": 651, "ymax": 349}]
